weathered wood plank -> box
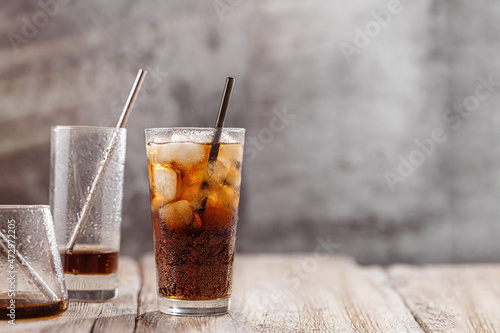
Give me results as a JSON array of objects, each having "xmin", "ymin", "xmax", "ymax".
[
  {"xmin": 389, "ymin": 264, "xmax": 500, "ymax": 332},
  {"xmin": 136, "ymin": 253, "xmax": 423, "ymax": 333},
  {"xmin": 4, "ymin": 256, "xmax": 141, "ymax": 333},
  {"xmin": 231, "ymin": 255, "xmax": 423, "ymax": 333}
]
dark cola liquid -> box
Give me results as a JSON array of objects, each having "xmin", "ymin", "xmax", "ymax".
[
  {"xmin": 153, "ymin": 215, "xmax": 237, "ymax": 300},
  {"xmin": 147, "ymin": 142, "xmax": 243, "ymax": 301},
  {"xmin": 0, "ymin": 298, "xmax": 67, "ymax": 320},
  {"xmin": 60, "ymin": 250, "xmax": 118, "ymax": 275}
]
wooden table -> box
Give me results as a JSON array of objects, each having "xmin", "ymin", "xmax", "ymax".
[{"xmin": 5, "ymin": 254, "xmax": 500, "ymax": 332}]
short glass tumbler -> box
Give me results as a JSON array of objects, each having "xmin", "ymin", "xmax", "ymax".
[
  {"xmin": 0, "ymin": 205, "xmax": 68, "ymax": 320},
  {"xmin": 50, "ymin": 126, "xmax": 126, "ymax": 301},
  {"xmin": 145, "ymin": 127, "xmax": 245, "ymax": 316}
]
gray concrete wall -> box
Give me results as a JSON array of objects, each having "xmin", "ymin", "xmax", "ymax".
[{"xmin": 1, "ymin": 0, "xmax": 499, "ymax": 264}]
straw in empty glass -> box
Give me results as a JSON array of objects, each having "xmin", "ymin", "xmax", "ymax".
[{"xmin": 66, "ymin": 69, "xmax": 147, "ymax": 253}]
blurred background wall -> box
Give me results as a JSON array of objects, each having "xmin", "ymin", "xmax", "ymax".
[{"xmin": 1, "ymin": 0, "xmax": 499, "ymax": 264}]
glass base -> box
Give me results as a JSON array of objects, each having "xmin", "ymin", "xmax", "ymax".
[
  {"xmin": 157, "ymin": 295, "xmax": 230, "ymax": 316},
  {"xmin": 64, "ymin": 273, "xmax": 118, "ymax": 301}
]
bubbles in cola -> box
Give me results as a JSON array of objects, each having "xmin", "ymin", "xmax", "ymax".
[{"xmin": 147, "ymin": 141, "xmax": 243, "ymax": 300}]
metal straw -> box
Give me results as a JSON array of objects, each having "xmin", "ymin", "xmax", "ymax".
[
  {"xmin": 66, "ymin": 69, "xmax": 147, "ymax": 253},
  {"xmin": 0, "ymin": 230, "xmax": 58, "ymax": 302},
  {"xmin": 195, "ymin": 77, "xmax": 235, "ymax": 216}
]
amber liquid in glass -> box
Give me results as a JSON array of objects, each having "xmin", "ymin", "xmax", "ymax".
[
  {"xmin": 61, "ymin": 249, "xmax": 118, "ymax": 275},
  {"xmin": 0, "ymin": 298, "xmax": 67, "ymax": 320},
  {"xmin": 148, "ymin": 142, "xmax": 242, "ymax": 300}
]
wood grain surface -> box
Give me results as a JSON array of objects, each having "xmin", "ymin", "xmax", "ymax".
[
  {"xmin": 5, "ymin": 254, "xmax": 500, "ymax": 332},
  {"xmin": 225, "ymin": 255, "xmax": 422, "ymax": 333},
  {"xmin": 389, "ymin": 264, "xmax": 500, "ymax": 333}
]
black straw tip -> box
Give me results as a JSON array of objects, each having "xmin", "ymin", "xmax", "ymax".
[{"xmin": 215, "ymin": 77, "xmax": 235, "ymax": 128}]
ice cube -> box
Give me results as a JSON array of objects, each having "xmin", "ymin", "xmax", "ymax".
[
  {"xmin": 206, "ymin": 160, "xmax": 230, "ymax": 184},
  {"xmin": 152, "ymin": 165, "xmax": 179, "ymax": 204},
  {"xmin": 147, "ymin": 142, "xmax": 207, "ymax": 167},
  {"xmin": 219, "ymin": 185, "xmax": 240, "ymax": 211},
  {"xmin": 224, "ymin": 164, "xmax": 241, "ymax": 187},
  {"xmin": 176, "ymin": 143, "xmax": 207, "ymax": 166},
  {"xmin": 159, "ymin": 200, "xmax": 195, "ymax": 230},
  {"xmin": 159, "ymin": 143, "xmax": 207, "ymax": 168},
  {"xmin": 219, "ymin": 144, "xmax": 243, "ymax": 163}
]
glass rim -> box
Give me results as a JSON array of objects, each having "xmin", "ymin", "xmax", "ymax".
[
  {"xmin": 145, "ymin": 127, "xmax": 245, "ymax": 133},
  {"xmin": 52, "ymin": 125, "xmax": 127, "ymax": 131},
  {"xmin": 0, "ymin": 204, "xmax": 50, "ymax": 210}
]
